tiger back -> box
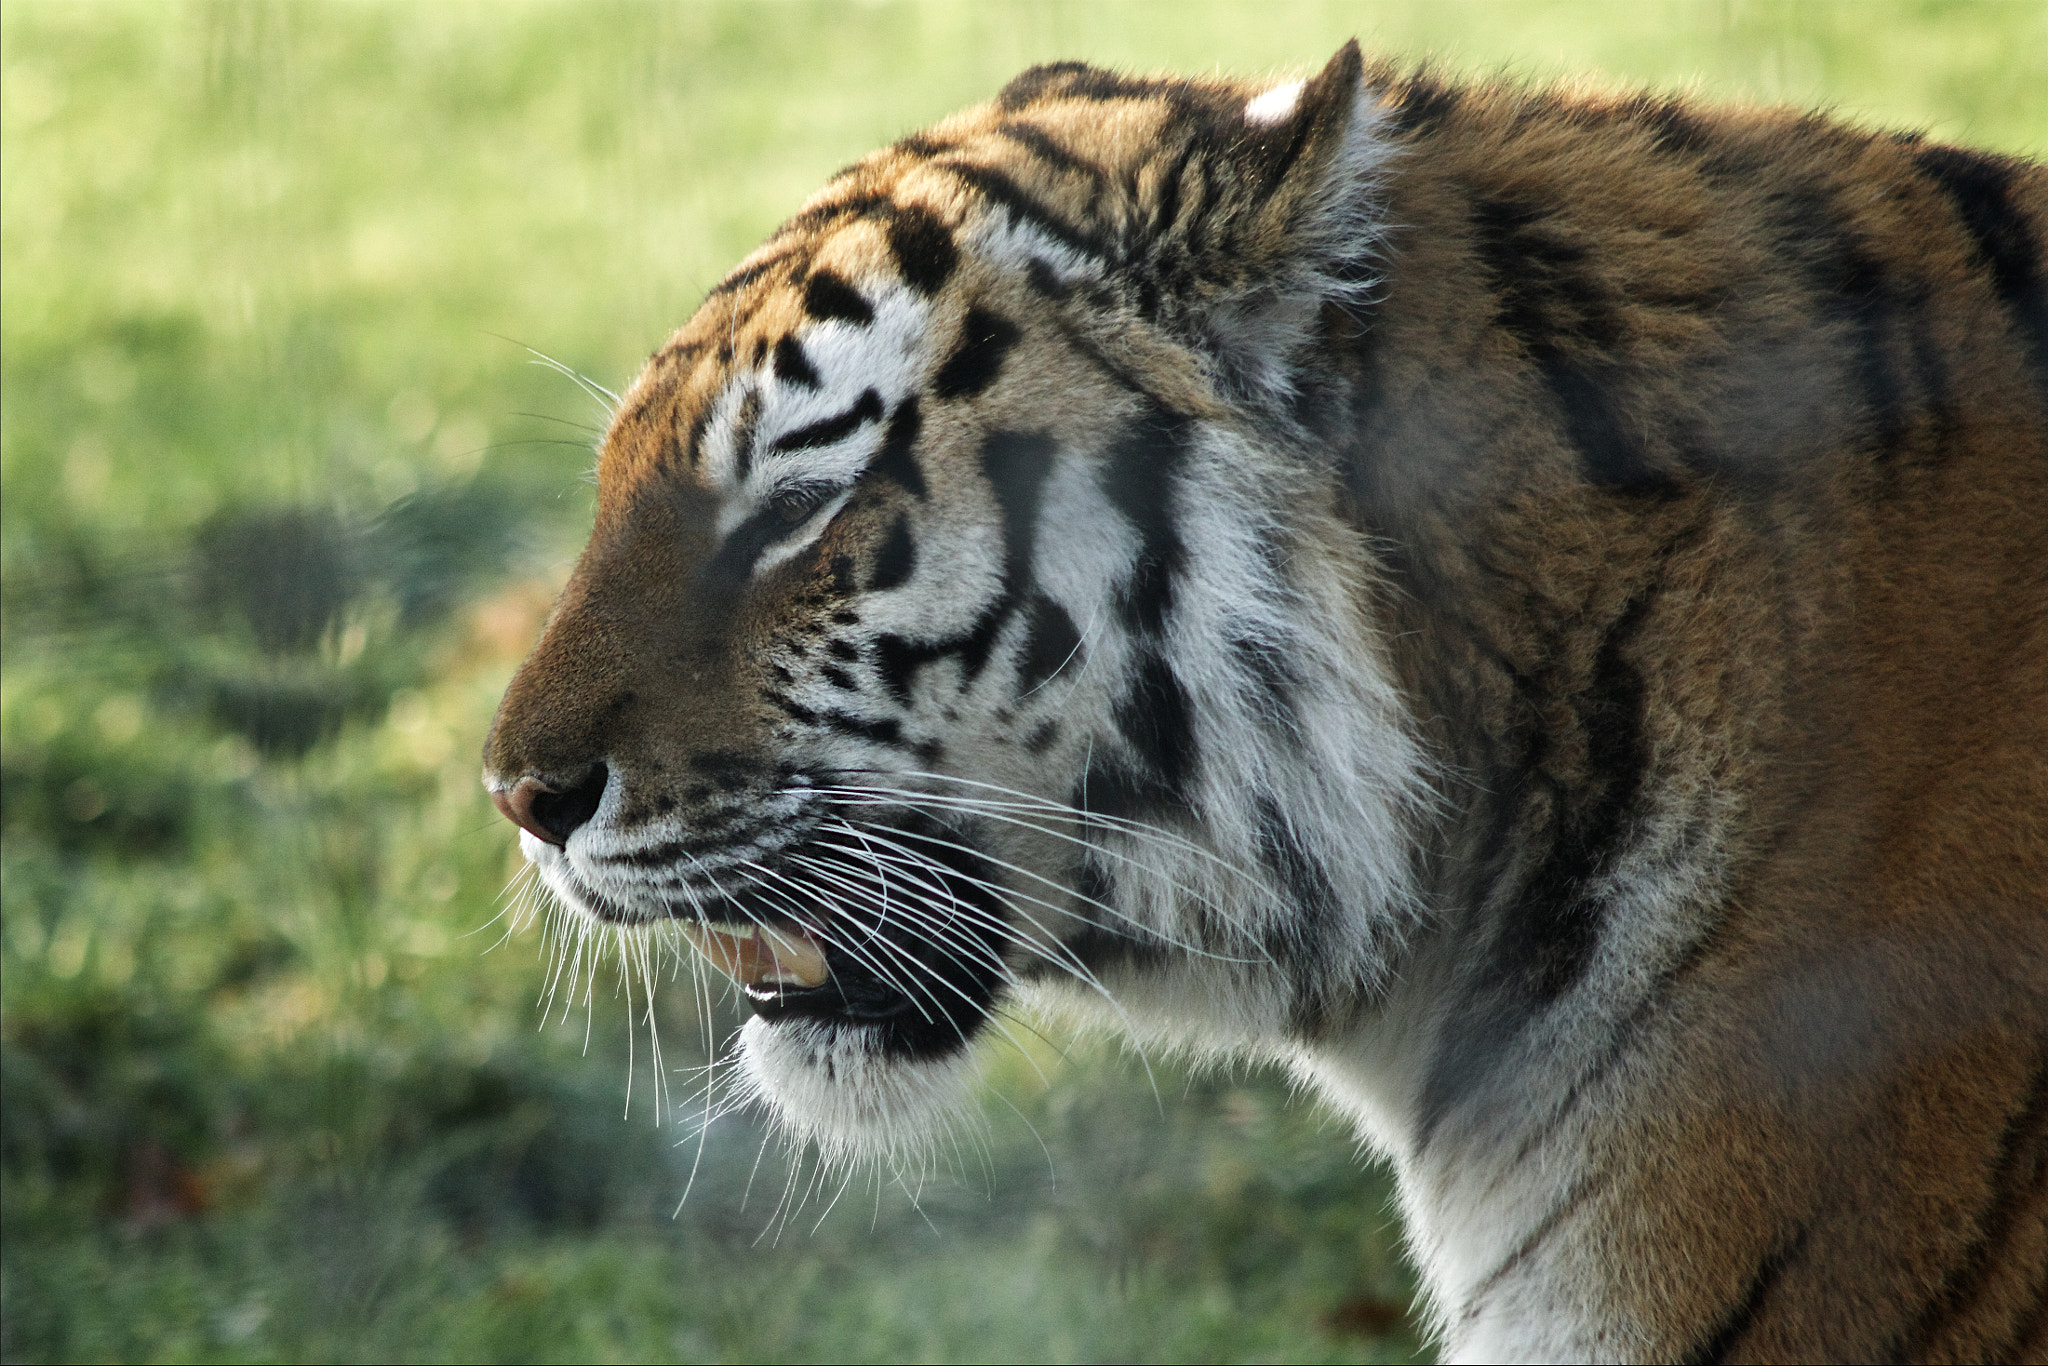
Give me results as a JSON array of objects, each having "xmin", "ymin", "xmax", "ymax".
[{"xmin": 483, "ymin": 43, "xmax": 2048, "ymax": 1362}]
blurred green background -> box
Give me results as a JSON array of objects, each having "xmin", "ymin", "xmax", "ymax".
[{"xmin": 2, "ymin": 3, "xmax": 2040, "ymax": 1362}]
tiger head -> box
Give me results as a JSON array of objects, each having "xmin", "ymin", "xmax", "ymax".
[{"xmin": 482, "ymin": 44, "xmax": 1431, "ymax": 1159}]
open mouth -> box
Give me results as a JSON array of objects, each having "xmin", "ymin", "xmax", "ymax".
[
  {"xmin": 681, "ymin": 920, "xmax": 832, "ymax": 993},
  {"xmin": 662, "ymin": 820, "xmax": 1019, "ymax": 1061}
]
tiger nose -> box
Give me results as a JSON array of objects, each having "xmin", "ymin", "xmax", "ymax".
[{"xmin": 490, "ymin": 765, "xmax": 609, "ymax": 847}]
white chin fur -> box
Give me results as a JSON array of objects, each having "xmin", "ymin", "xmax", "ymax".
[{"xmin": 734, "ymin": 1016, "xmax": 980, "ymax": 1165}]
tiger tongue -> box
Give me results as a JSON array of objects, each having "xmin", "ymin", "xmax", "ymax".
[{"xmin": 681, "ymin": 922, "xmax": 830, "ymax": 990}]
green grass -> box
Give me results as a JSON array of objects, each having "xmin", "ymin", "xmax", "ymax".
[{"xmin": 2, "ymin": 3, "xmax": 2040, "ymax": 1362}]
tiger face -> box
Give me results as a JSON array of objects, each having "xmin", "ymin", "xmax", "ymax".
[{"xmin": 484, "ymin": 46, "xmax": 1427, "ymax": 1153}]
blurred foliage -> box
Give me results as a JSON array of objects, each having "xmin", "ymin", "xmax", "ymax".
[{"xmin": 1, "ymin": 2, "xmax": 2039, "ymax": 1362}]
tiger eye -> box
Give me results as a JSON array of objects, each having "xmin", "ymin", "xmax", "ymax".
[{"xmin": 771, "ymin": 488, "xmax": 821, "ymax": 525}]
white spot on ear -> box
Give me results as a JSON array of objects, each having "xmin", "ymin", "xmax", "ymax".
[{"xmin": 1244, "ymin": 80, "xmax": 1304, "ymax": 127}]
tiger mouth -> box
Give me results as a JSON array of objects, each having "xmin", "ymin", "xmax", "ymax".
[{"xmin": 641, "ymin": 819, "xmax": 1018, "ymax": 1059}]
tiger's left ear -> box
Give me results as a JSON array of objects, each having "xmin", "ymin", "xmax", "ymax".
[{"xmin": 1140, "ymin": 40, "xmax": 1386, "ymax": 406}]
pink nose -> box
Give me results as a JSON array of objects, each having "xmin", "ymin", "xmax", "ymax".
[
  {"xmin": 489, "ymin": 764, "xmax": 609, "ymax": 846},
  {"xmin": 492, "ymin": 776, "xmax": 564, "ymax": 847}
]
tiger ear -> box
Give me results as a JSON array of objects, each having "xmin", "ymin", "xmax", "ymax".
[{"xmin": 1141, "ymin": 40, "xmax": 1385, "ymax": 406}]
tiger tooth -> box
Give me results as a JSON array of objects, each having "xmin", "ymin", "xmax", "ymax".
[
  {"xmin": 680, "ymin": 921, "xmax": 830, "ymax": 990},
  {"xmin": 757, "ymin": 924, "xmax": 830, "ymax": 988},
  {"xmin": 679, "ymin": 923, "xmax": 752, "ymax": 981}
]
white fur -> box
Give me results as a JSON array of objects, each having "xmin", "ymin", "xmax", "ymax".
[
  {"xmin": 1243, "ymin": 80, "xmax": 1304, "ymax": 127},
  {"xmin": 707, "ymin": 282, "xmax": 935, "ymax": 551},
  {"xmin": 735, "ymin": 1016, "xmax": 982, "ymax": 1166}
]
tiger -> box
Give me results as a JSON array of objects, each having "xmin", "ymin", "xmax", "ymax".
[{"xmin": 481, "ymin": 42, "xmax": 2048, "ymax": 1363}]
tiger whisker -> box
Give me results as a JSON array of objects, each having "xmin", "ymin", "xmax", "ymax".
[
  {"xmin": 810, "ymin": 784, "xmax": 1269, "ymax": 933},
  {"xmin": 830, "ymin": 813, "xmax": 1273, "ymax": 970},
  {"xmin": 818, "ymin": 823, "xmax": 1139, "ymax": 1004},
  {"xmin": 731, "ymin": 861, "xmax": 953, "ymax": 1025},
  {"xmin": 765, "ymin": 844, "xmax": 1069, "ymax": 1079},
  {"xmin": 819, "ymin": 768, "xmax": 1264, "ymax": 887},
  {"xmin": 774, "ymin": 853, "xmax": 1008, "ymax": 1033},
  {"xmin": 811, "ymin": 823, "xmax": 1162, "ymax": 1080}
]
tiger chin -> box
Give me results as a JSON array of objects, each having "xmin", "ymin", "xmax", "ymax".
[{"xmin": 483, "ymin": 42, "xmax": 2047, "ymax": 1364}]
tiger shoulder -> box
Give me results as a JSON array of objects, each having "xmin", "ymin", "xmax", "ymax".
[{"xmin": 484, "ymin": 42, "xmax": 2048, "ymax": 1364}]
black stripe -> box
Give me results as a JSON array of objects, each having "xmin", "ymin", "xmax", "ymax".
[
  {"xmin": 729, "ymin": 388, "xmax": 763, "ymax": 482},
  {"xmin": 1913, "ymin": 144, "xmax": 2048, "ymax": 389},
  {"xmin": 1762, "ymin": 185, "xmax": 1935, "ymax": 463},
  {"xmin": 873, "ymin": 632, "xmax": 944, "ymax": 706},
  {"xmin": 1499, "ymin": 930, "xmax": 1718, "ymax": 1173},
  {"xmin": 1461, "ymin": 1172, "xmax": 1606, "ymax": 1309},
  {"xmin": 983, "ymin": 428, "xmax": 1057, "ymax": 592},
  {"xmin": 867, "ymin": 514, "xmax": 915, "ymax": 592},
  {"xmin": 707, "ymin": 247, "xmax": 801, "ymax": 298},
  {"xmin": 864, "ymin": 427, "xmax": 1060, "ymax": 699},
  {"xmin": 803, "ymin": 270, "xmax": 874, "ymax": 326},
  {"xmin": 1509, "ymin": 582, "xmax": 1656, "ymax": 1001},
  {"xmin": 995, "ymin": 121, "xmax": 1105, "ymax": 185},
  {"xmin": 893, "ymin": 133, "xmax": 957, "ymax": 159},
  {"xmin": 935, "ymin": 161, "xmax": 1108, "ymax": 261},
  {"xmin": 1231, "ymin": 632, "xmax": 1303, "ymax": 737},
  {"xmin": 1683, "ymin": 1226, "xmax": 1811, "ymax": 1364},
  {"xmin": 1112, "ymin": 649, "xmax": 1198, "ymax": 809},
  {"xmin": 1254, "ymin": 93, "xmax": 1322, "ymax": 197},
  {"xmin": 1251, "ymin": 792, "xmax": 1340, "ymax": 1006},
  {"xmin": 1470, "ymin": 197, "xmax": 1682, "ymax": 497},
  {"xmin": 697, "ymin": 484, "xmax": 847, "ymax": 589},
  {"xmin": 1413, "ymin": 575, "xmax": 1666, "ymax": 1149},
  {"xmin": 998, "ymin": 62, "xmax": 1095, "ymax": 112},
  {"xmin": 1549, "ymin": 360, "xmax": 1683, "ymax": 495},
  {"xmin": 1100, "ymin": 408, "xmax": 1194, "ymax": 633},
  {"xmin": 1054, "ymin": 69, "xmax": 1195, "ymax": 109},
  {"xmin": 869, "ymin": 592, "xmax": 1017, "ymax": 706},
  {"xmin": 997, "ymin": 62, "xmax": 1194, "ymax": 114},
  {"xmin": 816, "ymin": 710, "xmax": 909, "ymax": 749},
  {"xmin": 1384, "ymin": 73, "xmax": 1462, "ymax": 135},
  {"xmin": 688, "ymin": 750, "xmax": 761, "ymax": 788},
  {"xmin": 684, "ymin": 403, "xmax": 713, "ymax": 468},
  {"xmin": 1023, "ymin": 257, "xmax": 1072, "ymax": 301},
  {"xmin": 952, "ymin": 606, "xmax": 1007, "ymax": 682},
  {"xmin": 885, "ymin": 205, "xmax": 959, "ymax": 296},
  {"xmin": 772, "ymin": 388, "xmax": 884, "ymax": 453},
  {"xmin": 1015, "ymin": 594, "xmax": 1083, "ymax": 696},
  {"xmin": 772, "ymin": 335, "xmax": 819, "ymax": 388},
  {"xmin": 1894, "ymin": 1055, "xmax": 2048, "ymax": 1360},
  {"xmin": 1149, "ymin": 138, "xmax": 1201, "ymax": 245},
  {"xmin": 1073, "ymin": 751, "xmax": 1175, "ymax": 827},
  {"xmin": 934, "ymin": 308, "xmax": 1023, "ymax": 399},
  {"xmin": 1623, "ymin": 94, "xmax": 1712, "ymax": 156},
  {"xmin": 780, "ymin": 192, "xmax": 890, "ymax": 237},
  {"xmin": 1172, "ymin": 158, "xmax": 1231, "ymax": 272},
  {"xmin": 866, "ymin": 398, "xmax": 927, "ymax": 499}
]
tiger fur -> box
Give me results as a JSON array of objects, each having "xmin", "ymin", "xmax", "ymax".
[{"xmin": 483, "ymin": 43, "xmax": 2048, "ymax": 1363}]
